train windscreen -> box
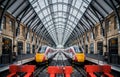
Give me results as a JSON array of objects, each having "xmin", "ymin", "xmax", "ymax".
[
  {"xmin": 38, "ymin": 46, "xmax": 47, "ymax": 53},
  {"xmin": 73, "ymin": 46, "xmax": 83, "ymax": 53}
]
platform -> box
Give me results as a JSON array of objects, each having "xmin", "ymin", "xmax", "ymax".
[
  {"xmin": 86, "ymin": 53, "xmax": 120, "ymax": 72},
  {"xmin": 0, "ymin": 54, "xmax": 35, "ymax": 72}
]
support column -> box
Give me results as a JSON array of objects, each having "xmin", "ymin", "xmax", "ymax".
[
  {"xmin": 118, "ymin": 35, "xmax": 120, "ymax": 56},
  {"xmin": 14, "ymin": 39, "xmax": 17, "ymax": 55},
  {"xmin": 0, "ymin": 35, "xmax": 2, "ymax": 56},
  {"xmin": 88, "ymin": 43, "xmax": 90, "ymax": 54},
  {"xmin": 94, "ymin": 40, "xmax": 97, "ymax": 54}
]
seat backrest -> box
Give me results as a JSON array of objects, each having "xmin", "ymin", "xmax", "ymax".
[
  {"xmin": 21, "ymin": 65, "xmax": 36, "ymax": 73},
  {"xmin": 9, "ymin": 65, "xmax": 19, "ymax": 73}
]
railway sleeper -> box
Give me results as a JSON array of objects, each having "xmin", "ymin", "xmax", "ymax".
[{"xmin": 94, "ymin": 72, "xmax": 103, "ymax": 77}]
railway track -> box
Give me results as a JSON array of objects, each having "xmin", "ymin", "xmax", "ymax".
[
  {"xmin": 33, "ymin": 51, "xmax": 87, "ymax": 77},
  {"xmin": 33, "ymin": 66, "xmax": 47, "ymax": 77},
  {"xmin": 73, "ymin": 66, "xmax": 87, "ymax": 77}
]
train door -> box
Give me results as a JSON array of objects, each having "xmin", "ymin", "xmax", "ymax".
[
  {"xmin": 90, "ymin": 43, "xmax": 94, "ymax": 54},
  {"xmin": 2, "ymin": 37, "xmax": 12, "ymax": 63},
  {"xmin": 85, "ymin": 45, "xmax": 88, "ymax": 53},
  {"xmin": 17, "ymin": 41, "xmax": 23, "ymax": 55},
  {"xmin": 97, "ymin": 42, "xmax": 103, "ymax": 55},
  {"xmin": 32, "ymin": 45, "xmax": 35, "ymax": 54},
  {"xmin": 27, "ymin": 43, "xmax": 30, "ymax": 54},
  {"xmin": 108, "ymin": 38, "xmax": 118, "ymax": 63},
  {"xmin": 109, "ymin": 38, "xmax": 118, "ymax": 54}
]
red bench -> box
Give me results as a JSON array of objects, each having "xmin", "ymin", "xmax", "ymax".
[
  {"xmin": 85, "ymin": 65, "xmax": 114, "ymax": 77},
  {"xmin": 48, "ymin": 66, "xmax": 73, "ymax": 77},
  {"xmin": 7, "ymin": 64, "xmax": 35, "ymax": 77}
]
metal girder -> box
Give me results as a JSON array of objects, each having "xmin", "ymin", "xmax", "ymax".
[
  {"xmin": 89, "ymin": 4, "xmax": 105, "ymax": 36},
  {"xmin": 27, "ymin": 15, "xmax": 38, "ymax": 29},
  {"xmin": 37, "ymin": 2, "xmax": 83, "ymax": 15},
  {"xmin": 31, "ymin": 21, "xmax": 41, "ymax": 31},
  {"xmin": 32, "ymin": 24, "xmax": 42, "ymax": 32},
  {"xmin": 109, "ymin": 0, "xmax": 120, "ymax": 31},
  {"xmin": 67, "ymin": 17, "xmax": 90, "ymax": 43},
  {"xmin": 115, "ymin": 0, "xmax": 120, "ymax": 5},
  {"xmin": 61, "ymin": 0, "xmax": 73, "ymax": 44},
  {"xmin": 89, "ymin": 4, "xmax": 104, "ymax": 19},
  {"xmin": 26, "ymin": 15, "xmax": 37, "ymax": 27},
  {"xmin": 0, "ymin": 0, "xmax": 5, "ymax": 6},
  {"xmin": 76, "ymin": 26, "xmax": 84, "ymax": 34},
  {"xmin": 66, "ymin": 1, "xmax": 91, "ymax": 43},
  {"xmin": 83, "ymin": 15, "xmax": 95, "ymax": 39},
  {"xmin": 43, "ymin": 16, "xmax": 78, "ymax": 26},
  {"xmin": 94, "ymin": 0, "xmax": 109, "ymax": 14},
  {"xmin": 79, "ymin": 20, "xmax": 89, "ymax": 31},
  {"xmin": 47, "ymin": 0, "xmax": 58, "ymax": 44},
  {"xmin": 23, "ymin": 10, "xmax": 35, "ymax": 23},
  {"xmin": 25, "ymin": 14, "xmax": 37, "ymax": 26},
  {"xmin": 36, "ymin": 25, "xmax": 44, "ymax": 34},
  {"xmin": 76, "ymin": 25, "xmax": 84, "ymax": 34},
  {"xmin": 27, "ymin": 16, "xmax": 41, "ymax": 29},
  {"xmin": 29, "ymin": 0, "xmax": 48, "ymax": 41},
  {"xmin": 85, "ymin": 11, "xmax": 97, "ymax": 23},
  {"xmin": 16, "ymin": 3, "xmax": 31, "ymax": 36},
  {"xmin": 12, "ymin": 0, "xmax": 26, "ymax": 14},
  {"xmin": 29, "ymin": 18, "xmax": 39, "ymax": 28},
  {"xmin": 6, "ymin": 0, "xmax": 17, "ymax": 10},
  {"xmin": 104, "ymin": 0, "xmax": 113, "ymax": 9},
  {"xmin": 36, "ymin": 25, "xmax": 46, "ymax": 35},
  {"xmin": 46, "ymin": 26, "xmax": 72, "ymax": 33},
  {"xmin": 81, "ymin": 18, "xmax": 91, "ymax": 29},
  {"xmin": 45, "ymin": 21, "xmax": 75, "ymax": 30},
  {"xmin": 16, "ymin": 4, "xmax": 31, "ymax": 19},
  {"xmin": 84, "ymin": 13, "xmax": 95, "ymax": 26}
]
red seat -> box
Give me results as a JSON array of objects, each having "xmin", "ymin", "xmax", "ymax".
[
  {"xmin": 7, "ymin": 65, "xmax": 35, "ymax": 77},
  {"xmin": 7, "ymin": 65, "xmax": 19, "ymax": 77},
  {"xmin": 85, "ymin": 65, "xmax": 114, "ymax": 77}
]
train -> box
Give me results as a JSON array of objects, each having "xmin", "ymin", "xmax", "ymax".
[
  {"xmin": 35, "ymin": 45, "xmax": 57, "ymax": 63},
  {"xmin": 64, "ymin": 45, "xmax": 85, "ymax": 63},
  {"xmin": 35, "ymin": 45, "xmax": 49, "ymax": 63}
]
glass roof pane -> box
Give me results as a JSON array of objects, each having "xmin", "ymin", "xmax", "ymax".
[
  {"xmin": 63, "ymin": 5, "xmax": 67, "ymax": 12},
  {"xmin": 53, "ymin": 5, "xmax": 57, "ymax": 11},
  {"xmin": 52, "ymin": 0, "xmax": 57, "ymax": 3},
  {"xmin": 71, "ymin": 9, "xmax": 78, "ymax": 16},
  {"xmin": 75, "ymin": 0, "xmax": 82, "ymax": 9},
  {"xmin": 39, "ymin": 12, "xmax": 44, "ymax": 19},
  {"xmin": 39, "ymin": 0, "xmax": 46, "ymax": 9},
  {"xmin": 58, "ymin": 4, "xmax": 62, "ymax": 11},
  {"xmin": 29, "ymin": 0, "xmax": 91, "ymax": 45},
  {"xmin": 63, "ymin": 0, "xmax": 68, "ymax": 3}
]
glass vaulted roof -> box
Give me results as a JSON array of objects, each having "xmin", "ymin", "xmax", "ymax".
[{"xmin": 29, "ymin": 0, "xmax": 91, "ymax": 46}]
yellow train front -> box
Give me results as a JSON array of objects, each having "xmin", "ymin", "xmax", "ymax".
[
  {"xmin": 71, "ymin": 46, "xmax": 85, "ymax": 64},
  {"xmin": 35, "ymin": 46, "xmax": 48, "ymax": 63}
]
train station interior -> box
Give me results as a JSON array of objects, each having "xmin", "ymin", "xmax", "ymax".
[{"xmin": 0, "ymin": 0, "xmax": 120, "ymax": 77}]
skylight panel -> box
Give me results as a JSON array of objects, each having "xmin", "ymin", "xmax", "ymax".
[
  {"xmin": 39, "ymin": 0, "xmax": 45, "ymax": 9},
  {"xmin": 53, "ymin": 5, "xmax": 57, "ymax": 11}
]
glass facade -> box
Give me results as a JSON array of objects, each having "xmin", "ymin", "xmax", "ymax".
[
  {"xmin": 17, "ymin": 42, "xmax": 23, "ymax": 55},
  {"xmin": 27, "ymin": 43, "xmax": 30, "ymax": 54}
]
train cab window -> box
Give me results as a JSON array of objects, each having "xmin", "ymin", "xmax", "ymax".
[
  {"xmin": 73, "ymin": 47, "xmax": 83, "ymax": 53},
  {"xmin": 38, "ymin": 46, "xmax": 47, "ymax": 53}
]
